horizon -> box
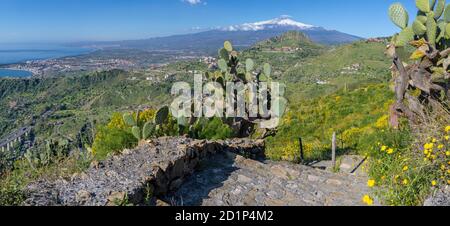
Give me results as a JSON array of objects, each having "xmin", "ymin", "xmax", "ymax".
[{"xmin": 0, "ymin": 0, "xmax": 417, "ymax": 44}]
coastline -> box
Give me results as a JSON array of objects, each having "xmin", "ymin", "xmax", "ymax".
[{"xmin": 0, "ymin": 46, "xmax": 96, "ymax": 78}]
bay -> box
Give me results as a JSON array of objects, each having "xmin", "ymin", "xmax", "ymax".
[{"xmin": 0, "ymin": 69, "xmax": 33, "ymax": 78}]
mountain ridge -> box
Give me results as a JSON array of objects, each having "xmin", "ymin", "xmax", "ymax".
[{"xmin": 71, "ymin": 16, "xmax": 362, "ymax": 54}]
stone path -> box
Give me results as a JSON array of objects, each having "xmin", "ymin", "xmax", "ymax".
[
  {"xmin": 25, "ymin": 137, "xmax": 375, "ymax": 206},
  {"xmin": 163, "ymin": 152, "xmax": 374, "ymax": 206}
]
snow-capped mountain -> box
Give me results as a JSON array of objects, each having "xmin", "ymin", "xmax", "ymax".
[
  {"xmin": 221, "ymin": 16, "xmax": 318, "ymax": 31},
  {"xmin": 72, "ymin": 16, "xmax": 362, "ymax": 54}
]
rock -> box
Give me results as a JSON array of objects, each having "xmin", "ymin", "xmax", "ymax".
[
  {"xmin": 237, "ymin": 175, "xmax": 252, "ymax": 184},
  {"xmin": 76, "ymin": 190, "xmax": 93, "ymax": 204},
  {"xmin": 25, "ymin": 137, "xmax": 264, "ymax": 206},
  {"xmin": 106, "ymin": 192, "xmax": 127, "ymax": 206},
  {"xmin": 271, "ymin": 165, "xmax": 290, "ymax": 180},
  {"xmin": 326, "ymin": 179, "xmax": 343, "ymax": 186},
  {"xmin": 155, "ymin": 199, "xmax": 171, "ymax": 206},
  {"xmin": 166, "ymin": 153, "xmax": 373, "ymax": 206},
  {"xmin": 424, "ymin": 186, "xmax": 450, "ymax": 206}
]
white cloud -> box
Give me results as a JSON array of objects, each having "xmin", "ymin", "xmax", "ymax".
[{"xmin": 183, "ymin": 0, "xmax": 203, "ymax": 5}]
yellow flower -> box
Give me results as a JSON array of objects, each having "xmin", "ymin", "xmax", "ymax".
[
  {"xmin": 367, "ymin": 179, "xmax": 376, "ymax": 188},
  {"xmin": 402, "ymin": 166, "xmax": 409, "ymax": 171},
  {"xmin": 403, "ymin": 179, "xmax": 409, "ymax": 185},
  {"xmin": 381, "ymin": 146, "xmax": 387, "ymax": 151},
  {"xmin": 432, "ymin": 138, "xmax": 437, "ymax": 143},
  {"xmin": 446, "ymin": 126, "xmax": 450, "ymax": 133},
  {"xmin": 424, "ymin": 143, "xmax": 434, "ymax": 150},
  {"xmin": 424, "ymin": 149, "xmax": 429, "ymax": 155},
  {"xmin": 438, "ymin": 144, "xmax": 444, "ymax": 149},
  {"xmin": 362, "ymin": 195, "xmax": 374, "ymax": 206},
  {"xmin": 445, "ymin": 136, "xmax": 450, "ymax": 141},
  {"xmin": 432, "ymin": 181, "xmax": 437, "ymax": 186},
  {"xmin": 387, "ymin": 148, "xmax": 394, "ymax": 154},
  {"xmin": 446, "ymin": 151, "xmax": 450, "ymax": 156},
  {"xmin": 448, "ymin": 180, "xmax": 450, "ymax": 185}
]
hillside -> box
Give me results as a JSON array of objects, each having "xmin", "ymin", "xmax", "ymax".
[
  {"xmin": 1, "ymin": 32, "xmax": 447, "ymax": 207},
  {"xmin": 240, "ymin": 31, "xmax": 326, "ymax": 75}
]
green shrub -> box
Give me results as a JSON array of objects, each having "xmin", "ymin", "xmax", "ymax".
[
  {"xmin": 92, "ymin": 126, "xmax": 137, "ymax": 160},
  {"xmin": 366, "ymin": 123, "xmax": 450, "ymax": 206},
  {"xmin": 194, "ymin": 117, "xmax": 234, "ymax": 140}
]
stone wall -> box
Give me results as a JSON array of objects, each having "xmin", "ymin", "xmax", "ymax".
[{"xmin": 24, "ymin": 137, "xmax": 264, "ymax": 206}]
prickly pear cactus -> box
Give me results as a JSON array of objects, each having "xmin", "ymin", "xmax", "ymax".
[
  {"xmin": 123, "ymin": 113, "xmax": 136, "ymax": 127},
  {"xmin": 155, "ymin": 106, "xmax": 169, "ymax": 125},
  {"xmin": 389, "ymin": 3, "xmax": 409, "ymax": 29},
  {"xmin": 387, "ymin": 1, "xmax": 450, "ymax": 124}
]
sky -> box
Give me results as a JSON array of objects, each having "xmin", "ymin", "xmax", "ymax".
[{"xmin": 0, "ymin": 0, "xmax": 419, "ymax": 43}]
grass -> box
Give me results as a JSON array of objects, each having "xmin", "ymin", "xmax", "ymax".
[
  {"xmin": 365, "ymin": 106, "xmax": 450, "ymax": 206},
  {"xmin": 0, "ymin": 151, "xmax": 92, "ymax": 206},
  {"xmin": 266, "ymin": 83, "xmax": 394, "ymax": 162}
]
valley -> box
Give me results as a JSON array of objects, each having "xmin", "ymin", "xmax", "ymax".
[{"xmin": 0, "ymin": 11, "xmax": 448, "ymax": 207}]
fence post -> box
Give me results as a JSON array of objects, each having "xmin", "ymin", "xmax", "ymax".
[
  {"xmin": 298, "ymin": 137, "xmax": 304, "ymax": 164},
  {"xmin": 332, "ymin": 132, "xmax": 337, "ymax": 169}
]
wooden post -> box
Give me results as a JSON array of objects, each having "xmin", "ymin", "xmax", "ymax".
[
  {"xmin": 298, "ymin": 137, "xmax": 304, "ymax": 164},
  {"xmin": 332, "ymin": 132, "xmax": 337, "ymax": 169}
]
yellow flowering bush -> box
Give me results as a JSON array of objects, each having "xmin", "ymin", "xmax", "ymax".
[{"xmin": 367, "ymin": 125, "xmax": 450, "ymax": 206}]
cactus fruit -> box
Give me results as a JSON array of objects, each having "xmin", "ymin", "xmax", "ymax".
[
  {"xmin": 427, "ymin": 13, "xmax": 438, "ymax": 46},
  {"xmin": 416, "ymin": 0, "xmax": 431, "ymax": 13},
  {"xmin": 434, "ymin": 0, "xmax": 446, "ymax": 19},
  {"xmin": 246, "ymin": 58, "xmax": 254, "ymax": 72},
  {"xmin": 389, "ymin": 3, "xmax": 409, "ymax": 29},
  {"xmin": 155, "ymin": 106, "xmax": 169, "ymax": 125},
  {"xmin": 224, "ymin": 41, "xmax": 233, "ymax": 52},
  {"xmin": 123, "ymin": 113, "xmax": 136, "ymax": 127},
  {"xmin": 413, "ymin": 20, "xmax": 428, "ymax": 35}
]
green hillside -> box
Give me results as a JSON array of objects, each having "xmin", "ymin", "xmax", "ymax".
[{"xmin": 240, "ymin": 31, "xmax": 326, "ymax": 76}]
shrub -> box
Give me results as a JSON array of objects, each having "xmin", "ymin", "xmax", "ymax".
[
  {"xmin": 92, "ymin": 126, "xmax": 137, "ymax": 160},
  {"xmin": 367, "ymin": 119, "xmax": 450, "ymax": 206},
  {"xmin": 194, "ymin": 117, "xmax": 234, "ymax": 140}
]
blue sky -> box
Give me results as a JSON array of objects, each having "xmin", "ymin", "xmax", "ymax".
[{"xmin": 0, "ymin": 0, "xmax": 418, "ymax": 43}]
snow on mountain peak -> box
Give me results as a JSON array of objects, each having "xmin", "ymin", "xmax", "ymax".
[{"xmin": 221, "ymin": 16, "xmax": 317, "ymax": 31}]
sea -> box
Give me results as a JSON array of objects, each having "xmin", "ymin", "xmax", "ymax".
[{"xmin": 0, "ymin": 43, "xmax": 92, "ymax": 77}]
